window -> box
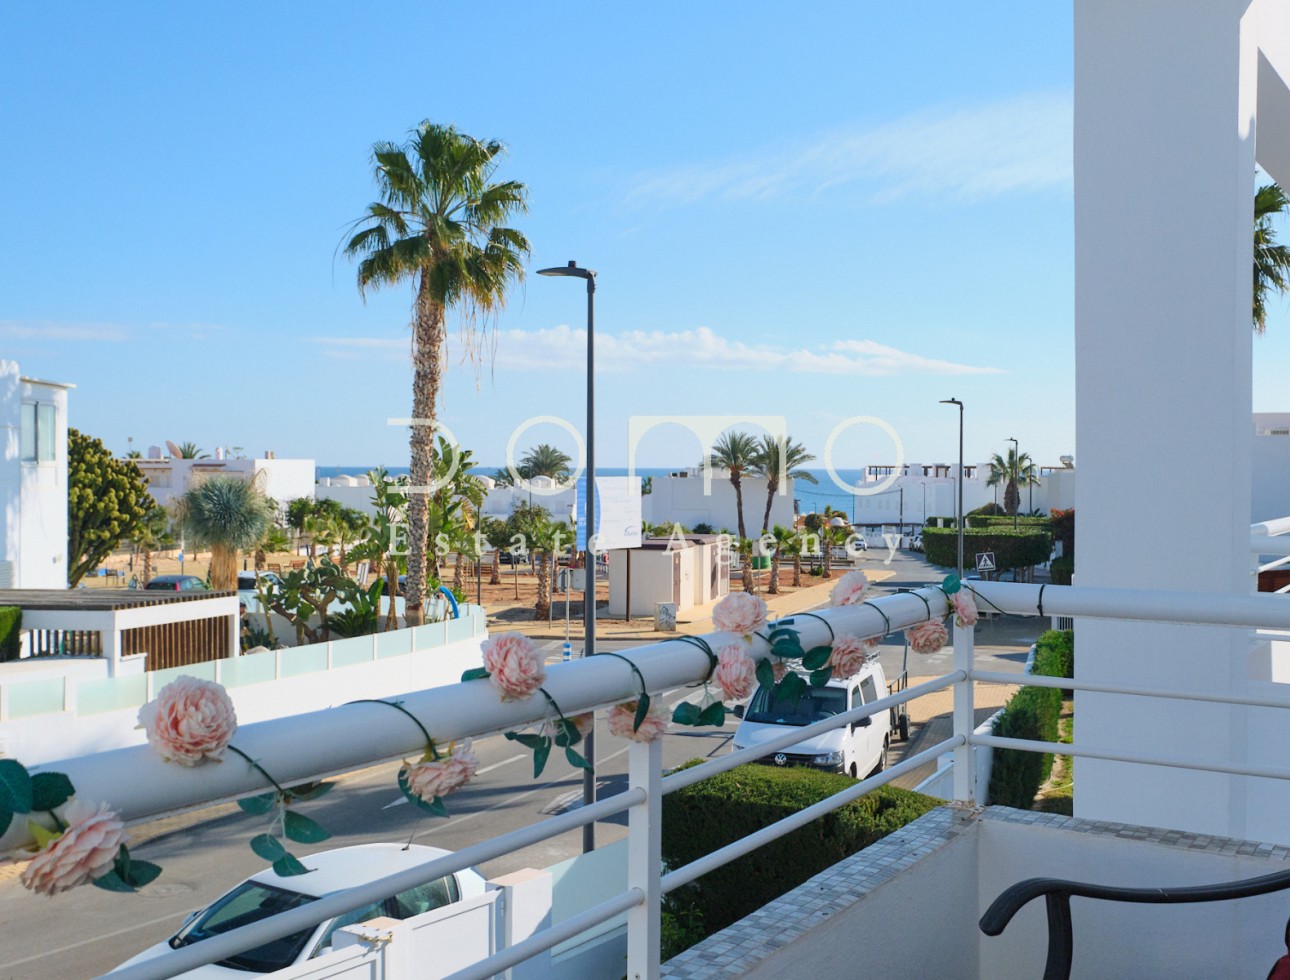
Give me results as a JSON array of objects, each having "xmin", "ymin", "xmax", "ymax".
[
  {"xmin": 19, "ymin": 402, "xmax": 56, "ymax": 463},
  {"xmin": 860, "ymin": 676, "xmax": 880, "ymax": 705}
]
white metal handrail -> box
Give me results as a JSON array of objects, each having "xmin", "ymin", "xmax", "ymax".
[{"xmin": 971, "ymin": 668, "xmax": 1290, "ymax": 711}]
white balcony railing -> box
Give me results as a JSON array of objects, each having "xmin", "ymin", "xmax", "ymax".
[{"xmin": 41, "ymin": 580, "xmax": 1290, "ymax": 979}]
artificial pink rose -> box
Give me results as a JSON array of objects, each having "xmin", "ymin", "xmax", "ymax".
[
  {"xmin": 607, "ymin": 701, "xmax": 668, "ymax": 743},
  {"xmin": 481, "ymin": 632, "xmax": 546, "ymax": 701},
  {"xmin": 829, "ymin": 634, "xmax": 879, "ymax": 679},
  {"xmin": 712, "ymin": 592, "xmax": 768, "ymax": 636},
  {"xmin": 570, "ymin": 712, "xmax": 595, "ymax": 738},
  {"xmin": 138, "ymin": 676, "xmax": 237, "ymax": 766},
  {"xmin": 830, "ymin": 570, "xmax": 871, "ymax": 607},
  {"xmin": 950, "ymin": 590, "xmax": 979, "ymax": 628},
  {"xmin": 713, "ymin": 644, "xmax": 756, "ymax": 701},
  {"xmin": 907, "ymin": 620, "xmax": 949, "ymax": 655},
  {"xmin": 20, "ymin": 800, "xmax": 126, "ymax": 896},
  {"xmin": 772, "ymin": 660, "xmax": 788, "ymax": 682},
  {"xmin": 403, "ymin": 743, "xmax": 479, "ymax": 802}
]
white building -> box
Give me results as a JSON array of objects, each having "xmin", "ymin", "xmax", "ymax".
[
  {"xmin": 0, "ymin": 360, "xmax": 71, "ymax": 589},
  {"xmin": 642, "ymin": 469, "xmax": 796, "ymax": 534},
  {"xmin": 134, "ymin": 449, "xmax": 314, "ymax": 513},
  {"xmin": 605, "ymin": 534, "xmax": 729, "ymax": 619}
]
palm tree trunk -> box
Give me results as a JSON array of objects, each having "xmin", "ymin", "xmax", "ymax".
[
  {"xmin": 453, "ymin": 552, "xmax": 464, "ymax": 595},
  {"xmin": 761, "ymin": 478, "xmax": 777, "ymax": 535},
  {"xmin": 535, "ymin": 552, "xmax": 550, "ymax": 618},
  {"xmin": 210, "ymin": 544, "xmax": 237, "ymax": 591},
  {"xmin": 141, "ymin": 548, "xmax": 153, "ymax": 586},
  {"xmin": 769, "ymin": 554, "xmax": 781, "ymax": 594},
  {"xmin": 383, "ymin": 558, "xmax": 399, "ymax": 631},
  {"xmin": 405, "ymin": 285, "xmax": 447, "ymax": 627},
  {"xmin": 490, "ymin": 549, "xmax": 501, "ymax": 585},
  {"xmin": 792, "ymin": 553, "xmax": 802, "ymax": 588},
  {"xmin": 823, "ymin": 536, "xmax": 833, "ymax": 578},
  {"xmin": 732, "ymin": 475, "xmax": 747, "ymax": 540}
]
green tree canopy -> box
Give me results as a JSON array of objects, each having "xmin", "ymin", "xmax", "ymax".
[
  {"xmin": 175, "ymin": 475, "xmax": 275, "ymax": 590},
  {"xmin": 1255, "ymin": 182, "xmax": 1290, "ymax": 333},
  {"xmin": 67, "ymin": 428, "xmax": 156, "ymax": 586},
  {"xmin": 518, "ymin": 443, "xmax": 573, "ymax": 481}
]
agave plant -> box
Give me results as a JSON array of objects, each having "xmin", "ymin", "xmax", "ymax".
[{"xmin": 175, "ymin": 476, "xmax": 275, "ymax": 590}]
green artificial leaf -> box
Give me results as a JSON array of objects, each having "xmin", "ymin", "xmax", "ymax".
[
  {"xmin": 553, "ymin": 718, "xmax": 581, "ymax": 748},
  {"xmin": 0, "ymin": 760, "xmax": 33, "ymax": 815},
  {"xmin": 802, "ymin": 646, "xmax": 832, "ymax": 671},
  {"xmin": 123, "ymin": 859, "xmax": 162, "ymax": 889},
  {"xmin": 273, "ymin": 853, "xmax": 312, "ymax": 877},
  {"xmin": 633, "ymin": 693, "xmax": 652, "ymax": 733},
  {"xmin": 532, "ymin": 738, "xmax": 552, "ymax": 779},
  {"xmin": 771, "ymin": 635, "xmax": 804, "ymax": 660},
  {"xmin": 460, "ymin": 667, "xmax": 490, "ymax": 682},
  {"xmin": 505, "ymin": 732, "xmax": 547, "ymax": 750},
  {"xmin": 565, "ymin": 747, "xmax": 592, "ymax": 771},
  {"xmin": 776, "ymin": 670, "xmax": 807, "ymax": 706},
  {"xmin": 30, "ymin": 772, "xmax": 74, "ymax": 812},
  {"xmin": 942, "ymin": 574, "xmax": 961, "ymax": 595},
  {"xmin": 283, "ymin": 811, "xmax": 331, "ymax": 844},
  {"xmin": 755, "ymin": 658, "xmax": 776, "ymax": 690},
  {"xmin": 810, "ymin": 667, "xmax": 834, "ymax": 688},
  {"xmin": 286, "ymin": 782, "xmax": 334, "ymax": 802},
  {"xmin": 92, "ymin": 870, "xmax": 135, "ymax": 893},
  {"xmin": 698, "ymin": 702, "xmax": 727, "ymax": 727},
  {"xmin": 250, "ymin": 833, "xmax": 287, "ymax": 863},
  {"xmin": 767, "ymin": 627, "xmax": 799, "ymax": 646},
  {"xmin": 0, "ymin": 806, "xmax": 11, "ymax": 838},
  {"xmin": 236, "ymin": 793, "xmax": 277, "ymax": 815},
  {"xmin": 397, "ymin": 769, "xmax": 449, "ymax": 817},
  {"xmin": 671, "ymin": 702, "xmax": 702, "ymax": 726}
]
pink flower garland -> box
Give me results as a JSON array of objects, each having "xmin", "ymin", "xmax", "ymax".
[
  {"xmin": 402, "ymin": 743, "xmax": 480, "ymax": 803},
  {"xmin": 481, "ymin": 632, "xmax": 546, "ymax": 701},
  {"xmin": 713, "ymin": 644, "xmax": 756, "ymax": 701},
  {"xmin": 607, "ymin": 701, "xmax": 668, "ymax": 743},
  {"xmin": 712, "ymin": 592, "xmax": 768, "ymax": 636},
  {"xmin": 950, "ymin": 590, "xmax": 979, "ymax": 628},
  {"xmin": 137, "ymin": 676, "xmax": 237, "ymax": 766},
  {"xmin": 830, "ymin": 570, "xmax": 871, "ymax": 607},
  {"xmin": 907, "ymin": 620, "xmax": 949, "ymax": 655},
  {"xmin": 20, "ymin": 801, "xmax": 126, "ymax": 896},
  {"xmin": 829, "ymin": 634, "xmax": 879, "ymax": 679}
]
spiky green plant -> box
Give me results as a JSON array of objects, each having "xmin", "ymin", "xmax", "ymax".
[{"xmin": 175, "ymin": 476, "xmax": 275, "ymax": 590}]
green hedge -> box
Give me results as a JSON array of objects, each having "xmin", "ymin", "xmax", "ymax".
[
  {"xmin": 1049, "ymin": 556, "xmax": 1074, "ymax": 585},
  {"xmin": 0, "ymin": 607, "xmax": 20, "ymax": 662},
  {"xmin": 662, "ymin": 762, "xmax": 940, "ymax": 939},
  {"xmin": 922, "ymin": 527, "xmax": 1053, "ymax": 572},
  {"xmin": 986, "ymin": 630, "xmax": 1074, "ymax": 809},
  {"xmin": 966, "ymin": 515, "xmax": 1052, "ymax": 529}
]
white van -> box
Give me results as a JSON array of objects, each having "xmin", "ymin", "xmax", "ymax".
[{"xmin": 731, "ymin": 662, "xmax": 892, "ymax": 779}]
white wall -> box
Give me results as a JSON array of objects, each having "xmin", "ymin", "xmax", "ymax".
[
  {"xmin": 138, "ymin": 456, "xmax": 314, "ymax": 511},
  {"xmin": 0, "ymin": 361, "xmax": 70, "ymax": 589},
  {"xmin": 643, "ymin": 474, "xmax": 794, "ymax": 535}
]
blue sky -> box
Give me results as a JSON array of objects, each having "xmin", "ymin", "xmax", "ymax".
[{"xmin": 3, "ymin": 3, "xmax": 1288, "ymax": 471}]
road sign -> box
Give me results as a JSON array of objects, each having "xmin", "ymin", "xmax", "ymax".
[{"xmin": 975, "ymin": 552, "xmax": 996, "ymax": 572}]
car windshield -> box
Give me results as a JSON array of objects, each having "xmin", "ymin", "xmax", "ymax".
[
  {"xmin": 171, "ymin": 880, "xmax": 319, "ymax": 973},
  {"xmin": 744, "ymin": 685, "xmax": 847, "ymax": 726}
]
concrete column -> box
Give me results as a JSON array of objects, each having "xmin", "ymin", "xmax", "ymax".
[{"xmin": 1074, "ymin": 0, "xmax": 1258, "ymax": 837}]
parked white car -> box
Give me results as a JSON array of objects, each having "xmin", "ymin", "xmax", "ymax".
[
  {"xmin": 116, "ymin": 843, "xmax": 486, "ymax": 976},
  {"xmin": 731, "ymin": 662, "xmax": 892, "ymax": 779}
]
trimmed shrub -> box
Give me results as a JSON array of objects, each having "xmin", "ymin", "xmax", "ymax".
[
  {"xmin": 986, "ymin": 630, "xmax": 1074, "ymax": 809},
  {"xmin": 662, "ymin": 761, "xmax": 940, "ymax": 938},
  {"xmin": 922, "ymin": 527, "xmax": 1053, "ymax": 572},
  {"xmin": 966, "ymin": 515, "xmax": 1052, "ymax": 529},
  {"xmin": 0, "ymin": 606, "xmax": 20, "ymax": 662},
  {"xmin": 1049, "ymin": 556, "xmax": 1074, "ymax": 585},
  {"xmin": 968, "ymin": 502, "xmax": 1007, "ymax": 517}
]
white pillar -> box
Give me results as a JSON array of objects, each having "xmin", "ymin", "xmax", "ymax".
[
  {"xmin": 953, "ymin": 618, "xmax": 975, "ymax": 803},
  {"xmin": 491, "ymin": 869, "xmax": 553, "ymax": 980},
  {"xmin": 1074, "ymin": 0, "xmax": 1257, "ymax": 837},
  {"xmin": 625, "ymin": 737, "xmax": 661, "ymax": 980}
]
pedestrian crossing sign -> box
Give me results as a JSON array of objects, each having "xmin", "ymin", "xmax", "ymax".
[{"xmin": 975, "ymin": 552, "xmax": 996, "ymax": 572}]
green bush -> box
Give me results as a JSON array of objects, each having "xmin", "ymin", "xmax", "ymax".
[
  {"xmin": 0, "ymin": 607, "xmax": 20, "ymax": 662},
  {"xmin": 1049, "ymin": 556, "xmax": 1074, "ymax": 585},
  {"xmin": 968, "ymin": 502, "xmax": 1006, "ymax": 517},
  {"xmin": 922, "ymin": 527, "xmax": 1052, "ymax": 572},
  {"xmin": 662, "ymin": 762, "xmax": 940, "ymax": 938},
  {"xmin": 986, "ymin": 630, "xmax": 1074, "ymax": 809},
  {"xmin": 966, "ymin": 515, "xmax": 1052, "ymax": 529}
]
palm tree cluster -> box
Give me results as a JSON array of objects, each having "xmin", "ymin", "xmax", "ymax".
[
  {"xmin": 985, "ymin": 447, "xmax": 1039, "ymax": 517},
  {"xmin": 1255, "ymin": 182, "xmax": 1290, "ymax": 333},
  {"xmin": 707, "ymin": 432, "xmax": 818, "ymax": 538}
]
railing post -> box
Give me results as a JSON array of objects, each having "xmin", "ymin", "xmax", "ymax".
[
  {"xmin": 626, "ymin": 737, "xmax": 662, "ymax": 980},
  {"xmin": 953, "ymin": 618, "xmax": 976, "ymax": 803}
]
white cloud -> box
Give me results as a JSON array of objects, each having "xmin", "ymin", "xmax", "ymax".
[
  {"xmin": 625, "ymin": 91, "xmax": 1072, "ymax": 207},
  {"xmin": 0, "ymin": 320, "xmax": 129, "ymax": 342}
]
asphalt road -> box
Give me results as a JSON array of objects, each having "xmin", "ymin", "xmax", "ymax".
[{"xmin": 0, "ymin": 639, "xmax": 736, "ymax": 980}]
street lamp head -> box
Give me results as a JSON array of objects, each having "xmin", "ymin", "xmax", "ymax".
[
  {"xmin": 940, "ymin": 398, "xmax": 963, "ymax": 408},
  {"xmin": 537, "ymin": 261, "xmax": 596, "ymax": 280}
]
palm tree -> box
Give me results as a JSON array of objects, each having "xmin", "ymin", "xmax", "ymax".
[
  {"xmin": 345, "ymin": 120, "xmax": 529, "ymax": 626},
  {"xmin": 985, "ymin": 448, "xmax": 1038, "ymax": 516},
  {"xmin": 175, "ymin": 476, "xmax": 274, "ymax": 590},
  {"xmin": 1255, "ymin": 183, "xmax": 1290, "ymax": 333},
  {"xmin": 753, "ymin": 435, "xmax": 817, "ymax": 534},
  {"xmin": 734, "ymin": 536, "xmax": 757, "ymax": 593},
  {"xmin": 481, "ymin": 517, "xmax": 510, "ymax": 585},
  {"xmin": 175, "ymin": 441, "xmax": 208, "ymax": 460},
  {"xmin": 708, "ymin": 431, "xmax": 761, "ymax": 541},
  {"xmin": 519, "ymin": 443, "xmax": 572, "ymax": 481},
  {"xmin": 766, "ymin": 524, "xmax": 798, "ymax": 595}
]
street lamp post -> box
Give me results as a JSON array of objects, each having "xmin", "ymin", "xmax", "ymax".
[
  {"xmin": 538, "ymin": 261, "xmax": 597, "ymax": 853},
  {"xmin": 920, "ymin": 481, "xmax": 927, "ymax": 525},
  {"xmin": 1007, "ymin": 436, "xmax": 1019, "ymax": 531},
  {"xmin": 940, "ymin": 399, "xmax": 964, "ymax": 578}
]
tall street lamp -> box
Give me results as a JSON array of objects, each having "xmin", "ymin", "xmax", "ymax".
[
  {"xmin": 538, "ymin": 260, "xmax": 597, "ymax": 852},
  {"xmin": 940, "ymin": 399, "xmax": 964, "ymax": 578},
  {"xmin": 919, "ymin": 481, "xmax": 927, "ymax": 526},
  {"xmin": 1007, "ymin": 436, "xmax": 1019, "ymax": 531}
]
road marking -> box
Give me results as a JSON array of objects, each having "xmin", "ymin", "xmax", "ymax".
[
  {"xmin": 477, "ymin": 753, "xmax": 528, "ymax": 776},
  {"xmin": 0, "ymin": 909, "xmax": 191, "ymax": 972}
]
